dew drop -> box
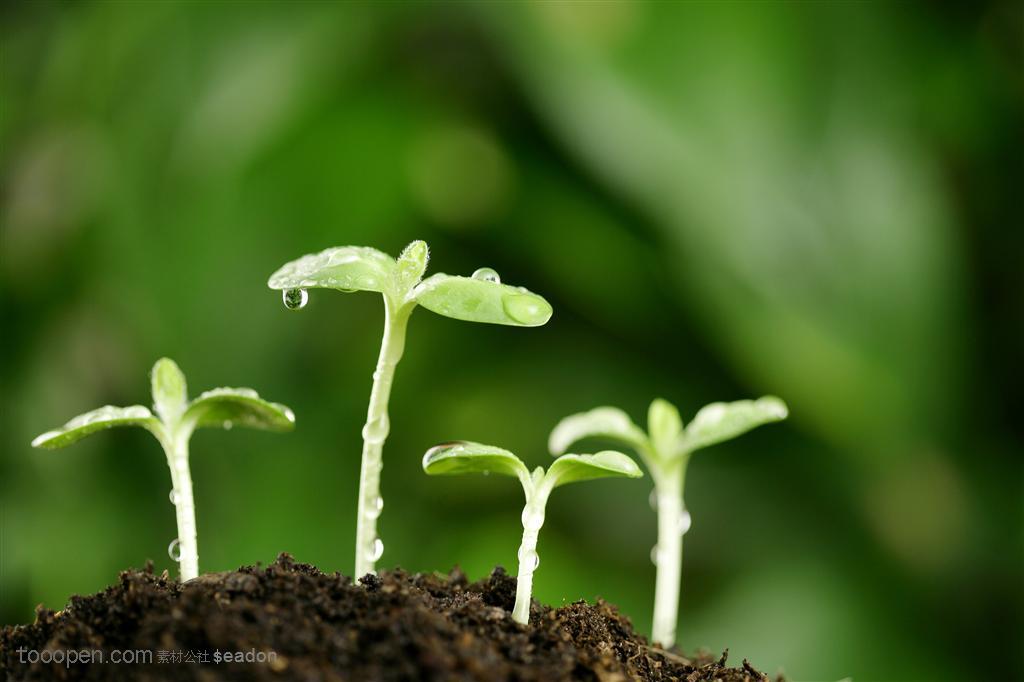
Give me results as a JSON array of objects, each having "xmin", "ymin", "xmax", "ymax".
[
  {"xmin": 169, "ymin": 489, "xmax": 179, "ymax": 505},
  {"xmin": 367, "ymin": 537, "xmax": 384, "ymax": 562},
  {"xmin": 471, "ymin": 267, "xmax": 501, "ymax": 284},
  {"xmin": 361, "ymin": 415, "xmax": 390, "ymax": 444},
  {"xmin": 521, "ymin": 508, "xmax": 545, "ymax": 531},
  {"xmin": 366, "ymin": 496, "xmax": 384, "ymax": 520},
  {"xmin": 650, "ymin": 544, "xmax": 663, "ymax": 566},
  {"xmin": 649, "ymin": 489, "xmax": 658, "ymax": 510},
  {"xmin": 283, "ymin": 288, "xmax": 308, "ymax": 310},
  {"xmin": 168, "ymin": 538, "xmax": 182, "ymax": 561},
  {"xmin": 222, "ymin": 420, "xmax": 233, "ymax": 431},
  {"xmin": 518, "ymin": 547, "xmax": 540, "ymax": 571},
  {"xmin": 678, "ymin": 510, "xmax": 692, "ymax": 535},
  {"xmin": 502, "ymin": 293, "xmax": 551, "ymax": 325}
]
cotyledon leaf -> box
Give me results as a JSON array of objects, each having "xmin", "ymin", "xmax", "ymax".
[
  {"xmin": 267, "ymin": 246, "xmax": 397, "ymax": 295},
  {"xmin": 648, "ymin": 398, "xmax": 683, "ymax": 457},
  {"xmin": 183, "ymin": 388, "xmax": 296, "ymax": 432},
  {"xmin": 412, "ymin": 273, "xmax": 552, "ymax": 327},
  {"xmin": 422, "ymin": 441, "xmax": 532, "ymax": 482},
  {"xmin": 548, "ymin": 406, "xmax": 649, "ymax": 456},
  {"xmin": 544, "ymin": 450, "xmax": 643, "ymax": 489},
  {"xmin": 682, "ymin": 396, "xmax": 788, "ymax": 453},
  {"xmin": 31, "ymin": 405, "xmax": 162, "ymax": 449}
]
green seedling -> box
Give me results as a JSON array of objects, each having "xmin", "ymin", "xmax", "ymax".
[
  {"xmin": 422, "ymin": 440, "xmax": 642, "ymax": 624},
  {"xmin": 31, "ymin": 358, "xmax": 295, "ymax": 581},
  {"xmin": 549, "ymin": 396, "xmax": 787, "ymax": 648},
  {"xmin": 268, "ymin": 242, "xmax": 552, "ymax": 578}
]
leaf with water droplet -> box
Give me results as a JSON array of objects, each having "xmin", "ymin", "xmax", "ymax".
[
  {"xmin": 412, "ymin": 273, "xmax": 552, "ymax": 327},
  {"xmin": 544, "ymin": 450, "xmax": 643, "ymax": 489},
  {"xmin": 184, "ymin": 387, "xmax": 295, "ymax": 433},
  {"xmin": 32, "ymin": 405, "xmax": 163, "ymax": 449},
  {"xmin": 151, "ymin": 358, "xmax": 188, "ymax": 425},
  {"xmin": 422, "ymin": 441, "xmax": 532, "ymax": 491},
  {"xmin": 471, "ymin": 267, "xmax": 500, "ymax": 284},
  {"xmin": 683, "ymin": 396, "xmax": 788, "ymax": 453},
  {"xmin": 548, "ymin": 406, "xmax": 648, "ymax": 456},
  {"xmin": 267, "ymin": 246, "xmax": 397, "ymax": 296}
]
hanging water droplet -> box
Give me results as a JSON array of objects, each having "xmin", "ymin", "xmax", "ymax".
[
  {"xmin": 366, "ymin": 537, "xmax": 384, "ymax": 562},
  {"xmin": 283, "ymin": 288, "xmax": 308, "ymax": 310},
  {"xmin": 518, "ymin": 546, "xmax": 540, "ymax": 570},
  {"xmin": 361, "ymin": 415, "xmax": 390, "ymax": 443},
  {"xmin": 222, "ymin": 420, "xmax": 233, "ymax": 431},
  {"xmin": 521, "ymin": 508, "xmax": 545, "ymax": 531},
  {"xmin": 168, "ymin": 538, "xmax": 182, "ymax": 561},
  {"xmin": 169, "ymin": 489, "xmax": 179, "ymax": 505},
  {"xmin": 650, "ymin": 544, "xmax": 663, "ymax": 566},
  {"xmin": 678, "ymin": 510, "xmax": 692, "ymax": 536},
  {"xmin": 471, "ymin": 267, "xmax": 501, "ymax": 284},
  {"xmin": 649, "ymin": 489, "xmax": 658, "ymax": 510},
  {"xmin": 366, "ymin": 496, "xmax": 384, "ymax": 520}
]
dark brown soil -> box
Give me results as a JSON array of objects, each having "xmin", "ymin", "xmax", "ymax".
[{"xmin": 2, "ymin": 554, "xmax": 776, "ymax": 681}]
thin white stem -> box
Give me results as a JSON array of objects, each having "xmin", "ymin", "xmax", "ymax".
[
  {"xmin": 513, "ymin": 492, "xmax": 547, "ymax": 624},
  {"xmin": 651, "ymin": 464, "xmax": 685, "ymax": 648},
  {"xmin": 354, "ymin": 296, "xmax": 410, "ymax": 578},
  {"xmin": 164, "ymin": 435, "xmax": 198, "ymax": 581}
]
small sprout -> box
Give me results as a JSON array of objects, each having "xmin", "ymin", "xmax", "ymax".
[
  {"xmin": 549, "ymin": 396, "xmax": 787, "ymax": 648},
  {"xmin": 422, "ymin": 440, "xmax": 642, "ymax": 624},
  {"xmin": 32, "ymin": 358, "xmax": 294, "ymax": 581},
  {"xmin": 268, "ymin": 241, "xmax": 552, "ymax": 578}
]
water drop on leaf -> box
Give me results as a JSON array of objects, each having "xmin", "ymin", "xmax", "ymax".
[
  {"xmin": 283, "ymin": 288, "xmax": 308, "ymax": 310},
  {"xmin": 502, "ymin": 293, "xmax": 551, "ymax": 325},
  {"xmin": 471, "ymin": 267, "xmax": 500, "ymax": 284}
]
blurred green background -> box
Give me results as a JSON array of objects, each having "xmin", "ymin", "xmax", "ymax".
[{"xmin": 1, "ymin": 1, "xmax": 1021, "ymax": 679}]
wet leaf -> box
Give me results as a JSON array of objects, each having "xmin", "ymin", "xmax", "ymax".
[
  {"xmin": 683, "ymin": 396, "xmax": 788, "ymax": 453},
  {"xmin": 31, "ymin": 405, "xmax": 162, "ymax": 449},
  {"xmin": 412, "ymin": 273, "xmax": 552, "ymax": 326},
  {"xmin": 267, "ymin": 246, "xmax": 397, "ymax": 295},
  {"xmin": 545, "ymin": 450, "xmax": 643, "ymax": 489},
  {"xmin": 184, "ymin": 388, "xmax": 296, "ymax": 432},
  {"xmin": 422, "ymin": 440, "xmax": 531, "ymax": 483},
  {"xmin": 548, "ymin": 406, "xmax": 648, "ymax": 456}
]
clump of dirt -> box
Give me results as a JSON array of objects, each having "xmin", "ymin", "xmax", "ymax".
[{"xmin": 2, "ymin": 554, "xmax": 776, "ymax": 681}]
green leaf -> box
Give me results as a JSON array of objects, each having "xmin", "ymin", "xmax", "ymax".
[
  {"xmin": 421, "ymin": 440, "xmax": 531, "ymax": 484},
  {"xmin": 545, "ymin": 450, "xmax": 643, "ymax": 489},
  {"xmin": 648, "ymin": 398, "xmax": 683, "ymax": 456},
  {"xmin": 151, "ymin": 358, "xmax": 188, "ymax": 424},
  {"xmin": 183, "ymin": 388, "xmax": 296, "ymax": 432},
  {"xmin": 412, "ymin": 273, "xmax": 553, "ymax": 327},
  {"xmin": 396, "ymin": 240, "xmax": 429, "ymax": 290},
  {"xmin": 267, "ymin": 246, "xmax": 397, "ymax": 295},
  {"xmin": 31, "ymin": 405, "xmax": 162, "ymax": 449},
  {"xmin": 548, "ymin": 406, "xmax": 648, "ymax": 455},
  {"xmin": 683, "ymin": 396, "xmax": 788, "ymax": 452}
]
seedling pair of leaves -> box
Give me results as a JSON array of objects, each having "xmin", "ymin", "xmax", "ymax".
[
  {"xmin": 32, "ymin": 359, "xmax": 294, "ymax": 581},
  {"xmin": 550, "ymin": 396, "xmax": 788, "ymax": 647},
  {"xmin": 267, "ymin": 241, "xmax": 552, "ymax": 578},
  {"xmin": 422, "ymin": 442, "xmax": 643, "ymax": 624}
]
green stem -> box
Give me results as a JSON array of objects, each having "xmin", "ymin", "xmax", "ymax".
[
  {"xmin": 164, "ymin": 435, "xmax": 198, "ymax": 581},
  {"xmin": 354, "ymin": 295, "xmax": 410, "ymax": 578},
  {"xmin": 651, "ymin": 463, "xmax": 685, "ymax": 648}
]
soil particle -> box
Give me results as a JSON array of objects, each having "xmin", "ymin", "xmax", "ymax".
[{"xmin": 2, "ymin": 554, "xmax": 776, "ymax": 681}]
